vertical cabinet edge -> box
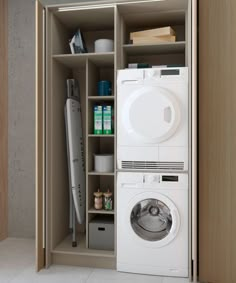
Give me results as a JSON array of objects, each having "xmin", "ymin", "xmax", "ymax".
[{"xmin": 36, "ymin": 0, "xmax": 46, "ymax": 271}]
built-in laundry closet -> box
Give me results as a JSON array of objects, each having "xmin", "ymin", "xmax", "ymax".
[
  {"xmin": 35, "ymin": 0, "xmax": 236, "ymax": 281},
  {"xmin": 36, "ymin": 0, "xmax": 197, "ymax": 279}
]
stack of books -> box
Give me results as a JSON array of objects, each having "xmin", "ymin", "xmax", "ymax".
[{"xmin": 130, "ymin": 26, "xmax": 176, "ymax": 45}]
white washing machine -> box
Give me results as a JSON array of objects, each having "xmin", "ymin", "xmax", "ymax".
[
  {"xmin": 117, "ymin": 172, "xmax": 188, "ymax": 277},
  {"xmin": 117, "ymin": 67, "xmax": 189, "ymax": 171}
]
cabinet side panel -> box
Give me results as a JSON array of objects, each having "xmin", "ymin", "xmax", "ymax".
[
  {"xmin": 36, "ymin": 0, "xmax": 45, "ymax": 271},
  {"xmin": 199, "ymin": 1, "xmax": 232, "ymax": 282},
  {"xmin": 0, "ymin": 0, "xmax": 8, "ymax": 242},
  {"xmin": 231, "ymin": 3, "xmax": 236, "ymax": 282},
  {"xmin": 51, "ymin": 61, "xmax": 70, "ymax": 250}
]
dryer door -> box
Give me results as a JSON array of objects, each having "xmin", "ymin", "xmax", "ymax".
[
  {"xmin": 122, "ymin": 86, "xmax": 181, "ymax": 144},
  {"xmin": 127, "ymin": 192, "xmax": 180, "ymax": 248}
]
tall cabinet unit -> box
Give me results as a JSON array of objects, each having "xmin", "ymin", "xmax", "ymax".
[
  {"xmin": 198, "ymin": 1, "xmax": 236, "ymax": 283},
  {"xmin": 0, "ymin": 0, "xmax": 8, "ymax": 242},
  {"xmin": 36, "ymin": 0, "xmax": 197, "ymax": 280}
]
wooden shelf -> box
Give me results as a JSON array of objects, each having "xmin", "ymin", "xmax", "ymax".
[
  {"xmin": 88, "ymin": 171, "xmax": 115, "ymax": 176},
  {"xmin": 88, "ymin": 134, "xmax": 115, "ymax": 138},
  {"xmin": 88, "ymin": 208, "xmax": 115, "ymax": 215},
  {"xmin": 53, "ymin": 52, "xmax": 114, "ymax": 68},
  {"xmin": 123, "ymin": 41, "xmax": 186, "ymax": 56},
  {"xmin": 88, "ymin": 96, "xmax": 114, "ymax": 100},
  {"xmin": 53, "ymin": 234, "xmax": 115, "ymax": 258}
]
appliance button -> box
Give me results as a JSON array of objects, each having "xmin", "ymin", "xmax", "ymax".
[{"xmin": 145, "ymin": 175, "xmax": 155, "ymax": 183}]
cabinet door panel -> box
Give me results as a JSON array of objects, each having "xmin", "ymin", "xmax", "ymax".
[
  {"xmin": 36, "ymin": 0, "xmax": 45, "ymax": 271},
  {"xmin": 199, "ymin": 1, "xmax": 236, "ymax": 282},
  {"xmin": 0, "ymin": 0, "xmax": 8, "ymax": 242}
]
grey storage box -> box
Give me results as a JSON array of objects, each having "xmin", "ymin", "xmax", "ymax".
[{"xmin": 89, "ymin": 215, "xmax": 114, "ymax": 250}]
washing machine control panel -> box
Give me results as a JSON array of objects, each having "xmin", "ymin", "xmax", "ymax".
[
  {"xmin": 143, "ymin": 174, "xmax": 180, "ymax": 184},
  {"xmin": 144, "ymin": 174, "xmax": 160, "ymax": 184}
]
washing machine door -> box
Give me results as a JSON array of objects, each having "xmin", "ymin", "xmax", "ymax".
[
  {"xmin": 127, "ymin": 192, "xmax": 180, "ymax": 248},
  {"xmin": 122, "ymin": 86, "xmax": 181, "ymax": 144}
]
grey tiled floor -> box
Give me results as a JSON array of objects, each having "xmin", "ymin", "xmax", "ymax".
[{"xmin": 0, "ymin": 238, "xmax": 190, "ymax": 283}]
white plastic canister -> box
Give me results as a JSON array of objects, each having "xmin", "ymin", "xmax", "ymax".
[{"xmin": 94, "ymin": 154, "xmax": 114, "ymax": 172}]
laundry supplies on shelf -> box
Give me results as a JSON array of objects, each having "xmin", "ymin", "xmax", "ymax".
[
  {"xmin": 103, "ymin": 190, "xmax": 113, "ymax": 211},
  {"xmin": 103, "ymin": 105, "xmax": 113, "ymax": 134},
  {"xmin": 97, "ymin": 80, "xmax": 112, "ymax": 96},
  {"xmin": 93, "ymin": 189, "xmax": 113, "ymax": 211},
  {"xmin": 94, "ymin": 105, "xmax": 103, "ymax": 134},
  {"xmin": 94, "ymin": 189, "xmax": 103, "ymax": 210},
  {"xmin": 94, "ymin": 104, "xmax": 114, "ymax": 135}
]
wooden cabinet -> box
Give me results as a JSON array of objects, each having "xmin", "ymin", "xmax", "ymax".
[
  {"xmin": 0, "ymin": 0, "xmax": 8, "ymax": 242},
  {"xmin": 36, "ymin": 0, "xmax": 196, "ymax": 279},
  {"xmin": 198, "ymin": 1, "xmax": 236, "ymax": 283}
]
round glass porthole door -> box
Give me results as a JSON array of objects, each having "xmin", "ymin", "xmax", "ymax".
[{"xmin": 130, "ymin": 198, "xmax": 173, "ymax": 242}]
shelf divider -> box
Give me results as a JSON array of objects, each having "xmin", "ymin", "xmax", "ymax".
[
  {"xmin": 88, "ymin": 134, "xmax": 115, "ymax": 138},
  {"xmin": 88, "ymin": 171, "xmax": 115, "ymax": 176},
  {"xmin": 88, "ymin": 96, "xmax": 115, "ymax": 100},
  {"xmin": 53, "ymin": 52, "xmax": 114, "ymax": 68},
  {"xmin": 88, "ymin": 208, "xmax": 115, "ymax": 215}
]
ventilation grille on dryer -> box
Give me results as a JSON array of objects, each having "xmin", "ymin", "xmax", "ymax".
[{"xmin": 121, "ymin": 161, "xmax": 184, "ymax": 171}]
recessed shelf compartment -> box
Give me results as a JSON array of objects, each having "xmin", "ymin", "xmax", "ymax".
[
  {"xmin": 52, "ymin": 6, "xmax": 115, "ymax": 55},
  {"xmin": 53, "ymin": 7, "xmax": 115, "ymax": 31},
  {"xmin": 118, "ymin": 6, "xmax": 186, "ymax": 68},
  {"xmin": 53, "ymin": 233, "xmax": 115, "ymax": 257},
  {"xmin": 88, "ymin": 138, "xmax": 114, "ymax": 172},
  {"xmin": 87, "ymin": 59, "xmax": 114, "ymax": 97},
  {"xmin": 88, "ymin": 175, "xmax": 115, "ymax": 213},
  {"xmin": 119, "ymin": 6, "xmax": 186, "ymax": 45},
  {"xmin": 88, "ymin": 100, "xmax": 114, "ymax": 135}
]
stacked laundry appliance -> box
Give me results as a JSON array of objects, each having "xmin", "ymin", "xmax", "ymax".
[{"xmin": 116, "ymin": 67, "xmax": 189, "ymax": 277}]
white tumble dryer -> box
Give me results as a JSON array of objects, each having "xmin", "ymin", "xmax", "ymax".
[
  {"xmin": 117, "ymin": 172, "xmax": 189, "ymax": 277},
  {"xmin": 117, "ymin": 67, "xmax": 189, "ymax": 171}
]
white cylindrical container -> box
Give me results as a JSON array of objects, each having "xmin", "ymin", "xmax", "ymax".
[
  {"xmin": 94, "ymin": 154, "xmax": 114, "ymax": 172},
  {"xmin": 94, "ymin": 39, "xmax": 114, "ymax": 53}
]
